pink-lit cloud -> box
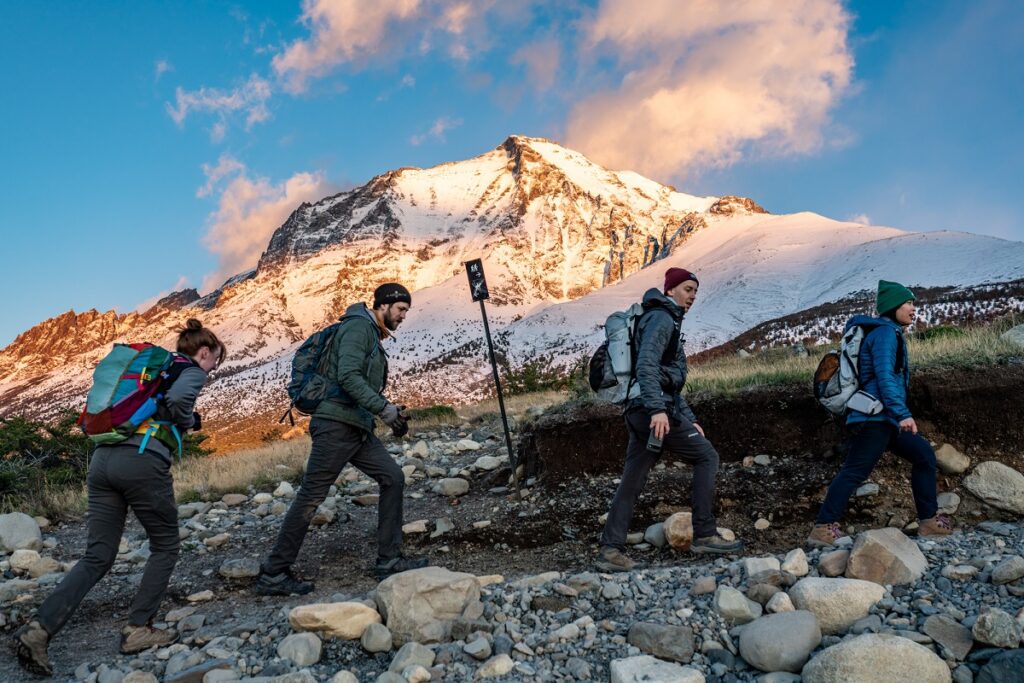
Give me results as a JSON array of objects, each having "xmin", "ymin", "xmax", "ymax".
[
  {"xmin": 410, "ymin": 116, "xmax": 463, "ymax": 146},
  {"xmin": 166, "ymin": 74, "xmax": 272, "ymax": 140},
  {"xmin": 566, "ymin": 0, "xmax": 853, "ymax": 180},
  {"xmin": 511, "ymin": 38, "xmax": 560, "ymax": 92}
]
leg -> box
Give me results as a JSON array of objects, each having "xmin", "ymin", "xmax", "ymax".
[
  {"xmin": 663, "ymin": 417, "xmax": 720, "ymax": 538},
  {"xmin": 119, "ymin": 457, "xmax": 180, "ymax": 626},
  {"xmin": 815, "ymin": 422, "xmax": 892, "ymax": 523},
  {"xmin": 600, "ymin": 409, "xmax": 660, "ymax": 549},
  {"xmin": 349, "ymin": 434, "xmax": 405, "ymax": 561},
  {"xmin": 890, "ymin": 430, "xmax": 939, "ymax": 521},
  {"xmin": 263, "ymin": 418, "xmax": 359, "ymax": 575},
  {"xmin": 35, "ymin": 449, "xmax": 126, "ymax": 637}
]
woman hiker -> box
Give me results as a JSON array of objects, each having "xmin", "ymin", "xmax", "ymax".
[
  {"xmin": 808, "ymin": 280, "xmax": 953, "ymax": 547},
  {"xmin": 14, "ymin": 319, "xmax": 226, "ymax": 676}
]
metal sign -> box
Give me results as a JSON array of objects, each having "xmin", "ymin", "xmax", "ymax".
[{"xmin": 465, "ymin": 258, "xmax": 490, "ymax": 302}]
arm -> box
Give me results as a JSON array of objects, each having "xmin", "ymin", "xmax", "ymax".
[
  {"xmin": 163, "ymin": 366, "xmax": 208, "ymax": 430},
  {"xmin": 675, "ymin": 344, "xmax": 699, "ymax": 424},
  {"xmin": 635, "ymin": 311, "xmax": 673, "ymax": 416},
  {"xmin": 333, "ymin": 321, "xmax": 389, "ymax": 415},
  {"xmin": 869, "ymin": 329, "xmax": 912, "ymax": 422}
]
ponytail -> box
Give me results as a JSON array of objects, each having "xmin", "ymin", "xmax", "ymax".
[{"xmin": 177, "ymin": 318, "xmax": 227, "ymax": 364}]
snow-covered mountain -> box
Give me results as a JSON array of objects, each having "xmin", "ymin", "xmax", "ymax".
[{"xmin": 2, "ymin": 135, "xmax": 1023, "ymax": 438}]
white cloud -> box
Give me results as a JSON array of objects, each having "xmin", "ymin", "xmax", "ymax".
[
  {"xmin": 410, "ymin": 116, "xmax": 463, "ymax": 146},
  {"xmin": 849, "ymin": 213, "xmax": 872, "ymax": 225},
  {"xmin": 565, "ymin": 0, "xmax": 853, "ymax": 180},
  {"xmin": 510, "ymin": 38, "xmax": 560, "ymax": 92},
  {"xmin": 166, "ymin": 74, "xmax": 273, "ymax": 139},
  {"xmin": 197, "ymin": 158, "xmax": 335, "ymax": 292},
  {"xmin": 154, "ymin": 59, "xmax": 174, "ymax": 82}
]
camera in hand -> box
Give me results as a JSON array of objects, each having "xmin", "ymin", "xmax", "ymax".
[
  {"xmin": 191, "ymin": 411, "xmax": 202, "ymax": 431},
  {"xmin": 646, "ymin": 431, "xmax": 663, "ymax": 452},
  {"xmin": 391, "ymin": 411, "xmax": 409, "ymax": 438}
]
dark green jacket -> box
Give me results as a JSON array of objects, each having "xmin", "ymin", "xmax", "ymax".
[{"xmin": 313, "ymin": 303, "xmax": 389, "ymax": 432}]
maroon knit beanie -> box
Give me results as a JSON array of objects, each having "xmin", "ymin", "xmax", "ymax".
[{"xmin": 664, "ymin": 267, "xmax": 699, "ymax": 294}]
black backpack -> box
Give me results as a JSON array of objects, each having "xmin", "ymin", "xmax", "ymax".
[{"xmin": 279, "ymin": 322, "xmax": 343, "ymax": 424}]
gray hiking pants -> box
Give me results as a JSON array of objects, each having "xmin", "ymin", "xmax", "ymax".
[
  {"xmin": 263, "ymin": 417, "xmax": 404, "ymax": 575},
  {"xmin": 601, "ymin": 408, "xmax": 720, "ymax": 548},
  {"xmin": 36, "ymin": 445, "xmax": 180, "ymax": 635}
]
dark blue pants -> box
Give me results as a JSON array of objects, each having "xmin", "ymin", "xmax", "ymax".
[{"xmin": 816, "ymin": 421, "xmax": 938, "ymax": 524}]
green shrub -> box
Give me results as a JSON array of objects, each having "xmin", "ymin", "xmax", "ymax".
[{"xmin": 405, "ymin": 404, "xmax": 458, "ymax": 421}]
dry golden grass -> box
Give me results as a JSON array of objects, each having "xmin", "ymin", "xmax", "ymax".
[
  {"xmin": 455, "ymin": 390, "xmax": 567, "ymax": 422},
  {"xmin": 173, "ymin": 435, "xmax": 311, "ymax": 501}
]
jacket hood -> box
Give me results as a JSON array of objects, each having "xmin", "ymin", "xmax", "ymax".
[
  {"xmin": 641, "ymin": 287, "xmax": 684, "ymax": 320},
  {"xmin": 844, "ymin": 314, "xmax": 902, "ymax": 334},
  {"xmin": 340, "ymin": 302, "xmax": 376, "ymax": 323}
]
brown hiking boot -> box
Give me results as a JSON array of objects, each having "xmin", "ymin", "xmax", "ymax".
[
  {"xmin": 13, "ymin": 621, "xmax": 52, "ymax": 677},
  {"xmin": 692, "ymin": 534, "xmax": 745, "ymax": 555},
  {"xmin": 807, "ymin": 522, "xmax": 843, "ymax": 548},
  {"xmin": 918, "ymin": 514, "xmax": 953, "ymax": 538},
  {"xmin": 120, "ymin": 624, "xmax": 178, "ymax": 654},
  {"xmin": 595, "ymin": 546, "xmax": 643, "ymax": 573}
]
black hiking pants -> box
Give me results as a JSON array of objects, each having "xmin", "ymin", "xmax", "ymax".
[
  {"xmin": 263, "ymin": 417, "xmax": 404, "ymax": 575},
  {"xmin": 601, "ymin": 407, "xmax": 720, "ymax": 549},
  {"xmin": 36, "ymin": 445, "xmax": 180, "ymax": 636}
]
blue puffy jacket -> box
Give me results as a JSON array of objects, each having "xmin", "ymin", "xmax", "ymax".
[{"xmin": 845, "ymin": 314, "xmax": 911, "ymax": 427}]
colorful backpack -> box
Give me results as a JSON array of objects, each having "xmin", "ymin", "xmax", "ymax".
[{"xmin": 79, "ymin": 343, "xmax": 192, "ymax": 455}]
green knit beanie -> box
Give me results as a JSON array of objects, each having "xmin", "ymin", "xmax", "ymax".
[{"xmin": 876, "ymin": 279, "xmax": 915, "ymax": 315}]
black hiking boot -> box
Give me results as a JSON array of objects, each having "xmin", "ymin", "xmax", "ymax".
[
  {"xmin": 255, "ymin": 569, "xmax": 314, "ymax": 596},
  {"xmin": 13, "ymin": 621, "xmax": 52, "ymax": 677},
  {"xmin": 374, "ymin": 554, "xmax": 429, "ymax": 580},
  {"xmin": 692, "ymin": 534, "xmax": 745, "ymax": 555}
]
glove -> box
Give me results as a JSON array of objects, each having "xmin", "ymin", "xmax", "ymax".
[
  {"xmin": 391, "ymin": 413, "xmax": 409, "ymax": 438},
  {"xmin": 378, "ymin": 403, "xmax": 402, "ymax": 428},
  {"xmin": 191, "ymin": 411, "xmax": 203, "ymax": 431}
]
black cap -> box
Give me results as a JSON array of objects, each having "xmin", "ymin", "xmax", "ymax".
[{"xmin": 373, "ymin": 283, "xmax": 411, "ymax": 308}]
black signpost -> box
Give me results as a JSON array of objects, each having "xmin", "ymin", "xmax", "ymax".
[{"xmin": 464, "ymin": 258, "xmax": 521, "ymax": 499}]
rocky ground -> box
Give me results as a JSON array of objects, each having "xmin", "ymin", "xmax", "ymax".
[{"xmin": 1, "ymin": 415, "xmax": 1023, "ymax": 683}]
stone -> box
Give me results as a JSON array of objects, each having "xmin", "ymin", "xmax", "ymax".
[
  {"xmin": 789, "ymin": 577, "xmax": 885, "ymax": 635},
  {"xmin": 464, "ymin": 637, "xmax": 492, "ymax": 660},
  {"xmin": 221, "ymin": 493, "xmax": 248, "ymax": 506},
  {"xmin": 991, "ymin": 556, "xmax": 1024, "ymax": 585},
  {"xmin": 402, "ymin": 665, "xmax": 431, "ymax": 683},
  {"xmin": 754, "ymin": 454, "xmax": 772, "ymax": 466},
  {"xmin": 977, "ymin": 650, "xmax": 1024, "ymax": 683},
  {"xmin": 627, "ymin": 622, "xmax": 695, "ymax": 663},
  {"xmin": 801, "ymin": 633, "xmax": 950, "ymax": 682},
  {"xmin": 218, "ymin": 558, "xmax": 260, "ymax": 579},
  {"xmin": 455, "ymin": 439, "xmax": 481, "ymax": 451},
  {"xmin": 477, "ymin": 654, "xmax": 515, "ymax": 678},
  {"xmin": 186, "ymin": 590, "xmax": 214, "ymax": 602},
  {"xmin": 0, "ymin": 512, "xmax": 42, "ymax": 551},
  {"xmin": 402, "ymin": 520, "xmax": 429, "ymax": 534},
  {"xmin": 714, "ymin": 585, "xmax": 762, "ymax": 624},
  {"xmin": 937, "ymin": 492, "xmax": 961, "ymax": 514},
  {"xmin": 361, "ymin": 622, "xmax": 393, "ymax": 652},
  {"xmin": 754, "ymin": 518, "xmax": 771, "ymax": 530},
  {"xmin": 252, "ymin": 492, "xmax": 273, "ymax": 504},
  {"xmin": 1002, "ymin": 323, "xmax": 1024, "ymax": 347},
  {"xmin": 963, "ymin": 461, "xmax": 1024, "ymax": 514},
  {"xmin": 352, "ymin": 494, "xmax": 379, "ymax": 506},
  {"xmin": 747, "ymin": 582, "xmax": 782, "ymax": 605},
  {"xmin": 818, "ymin": 549, "xmax": 849, "ymax": 577},
  {"xmin": 277, "ymin": 632, "xmax": 322, "ymax": 666},
  {"xmin": 739, "ymin": 611, "xmax": 822, "ymax": 673},
  {"xmin": 664, "ymin": 512, "xmax": 693, "ymax": 551},
  {"xmin": 27, "ymin": 556, "xmax": 62, "ymax": 578},
  {"xmin": 330, "ymin": 673, "xmax": 360, "ymax": 683},
  {"xmin": 273, "ymin": 481, "xmax": 295, "ymax": 498},
  {"xmin": 473, "ymin": 455, "xmax": 502, "ymax": 470},
  {"xmin": 434, "ymin": 478, "xmax": 470, "ymax": 497},
  {"xmin": 289, "ymin": 602, "xmax": 382, "ymax": 639},
  {"xmin": 163, "ymin": 659, "xmax": 233, "ymax": 683},
  {"xmin": 609, "ymin": 655, "xmax": 706, "ymax": 683},
  {"xmin": 691, "ymin": 576, "xmax": 716, "ymax": 595},
  {"xmin": 744, "ymin": 556, "xmax": 781, "ymax": 578},
  {"xmin": 855, "ymin": 482, "xmax": 880, "ymax": 497},
  {"xmin": 942, "ymin": 564, "xmax": 979, "ymax": 581},
  {"xmin": 935, "ymin": 444, "xmax": 970, "ymax": 474},
  {"xmin": 922, "ymin": 614, "xmax": 973, "ymax": 661},
  {"xmin": 375, "ymin": 566, "xmax": 482, "ymax": 644},
  {"xmin": 203, "ymin": 533, "xmax": 230, "ymax": 548},
  {"xmin": 972, "ymin": 607, "xmax": 1022, "ymax": 648},
  {"xmin": 9, "ymin": 548, "xmax": 41, "ymax": 571},
  {"xmin": 388, "ymin": 641, "xmax": 435, "ymax": 672},
  {"xmin": 644, "ymin": 522, "xmax": 667, "ymax": 548},
  {"xmin": 781, "ymin": 548, "xmax": 809, "ymax": 577},
  {"xmin": 766, "ymin": 592, "xmax": 795, "ymax": 613},
  {"xmin": 0, "ymin": 579, "xmax": 38, "ymax": 602},
  {"xmin": 845, "ymin": 528, "xmax": 927, "ymax": 586},
  {"xmin": 122, "ymin": 673, "xmax": 159, "ymax": 683}
]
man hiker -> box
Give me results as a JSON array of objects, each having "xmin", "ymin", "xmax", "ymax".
[
  {"xmin": 256, "ymin": 283, "xmax": 428, "ymax": 595},
  {"xmin": 596, "ymin": 267, "xmax": 743, "ymax": 572}
]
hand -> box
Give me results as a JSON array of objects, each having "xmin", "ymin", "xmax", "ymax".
[
  {"xmin": 899, "ymin": 417, "xmax": 918, "ymax": 434},
  {"xmin": 650, "ymin": 412, "xmax": 670, "ymax": 440},
  {"xmin": 191, "ymin": 411, "xmax": 202, "ymax": 432},
  {"xmin": 693, "ymin": 422, "xmax": 705, "ymax": 438},
  {"xmin": 379, "ymin": 403, "xmax": 402, "ymax": 427}
]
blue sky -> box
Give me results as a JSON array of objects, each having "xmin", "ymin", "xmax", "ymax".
[{"xmin": 2, "ymin": 1, "xmax": 1021, "ymax": 347}]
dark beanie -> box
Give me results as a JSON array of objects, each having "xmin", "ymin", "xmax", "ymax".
[
  {"xmin": 373, "ymin": 283, "xmax": 412, "ymax": 308},
  {"xmin": 664, "ymin": 267, "xmax": 699, "ymax": 294},
  {"xmin": 876, "ymin": 279, "xmax": 914, "ymax": 315}
]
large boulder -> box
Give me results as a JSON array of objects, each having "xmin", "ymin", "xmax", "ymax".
[
  {"xmin": 739, "ymin": 611, "xmax": 821, "ymax": 673},
  {"xmin": 664, "ymin": 512, "xmax": 693, "ymax": 551},
  {"xmin": 972, "ymin": 607, "xmax": 1022, "ymax": 648},
  {"xmin": 375, "ymin": 567, "xmax": 482, "ymax": 644},
  {"xmin": 801, "ymin": 633, "xmax": 951, "ymax": 683},
  {"xmin": 788, "ymin": 578, "xmax": 885, "ymax": 635},
  {"xmin": 963, "ymin": 461, "xmax": 1024, "ymax": 514},
  {"xmin": 0, "ymin": 512, "xmax": 42, "ymax": 552},
  {"xmin": 845, "ymin": 528, "xmax": 928, "ymax": 586},
  {"xmin": 922, "ymin": 614, "xmax": 973, "ymax": 661},
  {"xmin": 609, "ymin": 655, "xmax": 705, "ymax": 683},
  {"xmin": 1001, "ymin": 323, "xmax": 1024, "ymax": 348},
  {"xmin": 288, "ymin": 602, "xmax": 382, "ymax": 639}
]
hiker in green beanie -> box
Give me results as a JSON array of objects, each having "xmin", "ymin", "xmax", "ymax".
[{"xmin": 809, "ymin": 280, "xmax": 953, "ymax": 547}]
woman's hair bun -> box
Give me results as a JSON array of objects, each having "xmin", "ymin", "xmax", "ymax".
[{"xmin": 185, "ymin": 318, "xmax": 204, "ymax": 331}]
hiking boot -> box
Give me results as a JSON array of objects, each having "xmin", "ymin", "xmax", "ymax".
[
  {"xmin": 120, "ymin": 624, "xmax": 178, "ymax": 654},
  {"xmin": 374, "ymin": 554, "xmax": 429, "ymax": 580},
  {"xmin": 807, "ymin": 522, "xmax": 843, "ymax": 548},
  {"xmin": 255, "ymin": 569, "xmax": 315, "ymax": 596},
  {"xmin": 918, "ymin": 514, "xmax": 953, "ymax": 538},
  {"xmin": 13, "ymin": 621, "xmax": 52, "ymax": 677},
  {"xmin": 595, "ymin": 546, "xmax": 643, "ymax": 572},
  {"xmin": 692, "ymin": 534, "xmax": 745, "ymax": 555}
]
